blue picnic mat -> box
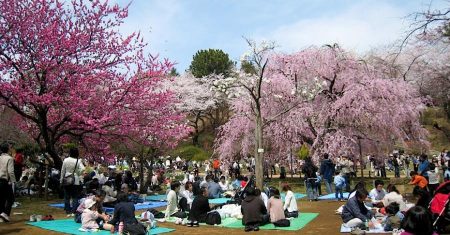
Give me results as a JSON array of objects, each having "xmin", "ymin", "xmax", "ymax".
[
  {"xmin": 208, "ymin": 198, "xmax": 232, "ymax": 204},
  {"xmin": 280, "ymin": 193, "xmax": 307, "ymax": 201},
  {"xmin": 318, "ymin": 192, "xmax": 350, "ymax": 200},
  {"xmin": 145, "ymin": 194, "xmax": 167, "ymax": 201},
  {"xmin": 49, "ymin": 201, "xmax": 167, "ymax": 213},
  {"xmin": 27, "ymin": 219, "xmax": 175, "ymax": 235}
]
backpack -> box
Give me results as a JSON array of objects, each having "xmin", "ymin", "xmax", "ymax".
[
  {"xmin": 273, "ymin": 219, "xmax": 290, "ymax": 227},
  {"xmin": 205, "ymin": 211, "xmax": 221, "ymax": 225},
  {"xmin": 148, "ymin": 209, "xmax": 165, "ymax": 219},
  {"xmin": 124, "ymin": 222, "xmax": 147, "ymax": 235}
]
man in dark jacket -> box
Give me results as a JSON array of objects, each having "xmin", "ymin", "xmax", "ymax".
[
  {"xmin": 341, "ymin": 188, "xmax": 373, "ymax": 228},
  {"xmin": 188, "ymin": 187, "xmax": 211, "ymax": 227},
  {"xmin": 241, "ymin": 187, "xmax": 269, "ymax": 232},
  {"xmin": 320, "ymin": 153, "xmax": 335, "ymax": 194}
]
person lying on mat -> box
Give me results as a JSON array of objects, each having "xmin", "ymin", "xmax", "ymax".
[
  {"xmin": 165, "ymin": 181, "xmax": 187, "ymax": 218},
  {"xmin": 241, "ymin": 187, "xmax": 270, "ymax": 232},
  {"xmin": 80, "ymin": 198, "xmax": 113, "ymax": 232},
  {"xmin": 341, "ymin": 188, "xmax": 374, "ymax": 228},
  {"xmin": 187, "ymin": 186, "xmax": 211, "ymax": 227},
  {"xmin": 282, "ymin": 183, "xmax": 298, "ymax": 218},
  {"xmin": 107, "ymin": 192, "xmax": 140, "ymax": 233},
  {"xmin": 75, "ymin": 190, "xmax": 107, "ymax": 223},
  {"xmin": 267, "ymin": 188, "xmax": 287, "ymax": 224}
]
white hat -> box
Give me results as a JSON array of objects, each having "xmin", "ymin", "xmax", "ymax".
[{"xmin": 84, "ymin": 198, "xmax": 96, "ymax": 209}]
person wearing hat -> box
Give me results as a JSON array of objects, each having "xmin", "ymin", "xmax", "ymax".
[{"xmin": 80, "ymin": 198, "xmax": 113, "ymax": 232}]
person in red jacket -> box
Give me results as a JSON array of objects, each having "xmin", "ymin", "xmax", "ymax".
[
  {"xmin": 14, "ymin": 149, "xmax": 24, "ymax": 181},
  {"xmin": 212, "ymin": 159, "xmax": 220, "ymax": 179}
]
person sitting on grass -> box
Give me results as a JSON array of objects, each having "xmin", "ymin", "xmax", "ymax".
[
  {"xmin": 369, "ymin": 180, "xmax": 386, "ymax": 206},
  {"xmin": 409, "ymin": 171, "xmax": 428, "ymax": 189},
  {"xmin": 75, "ymin": 190, "xmax": 107, "ymax": 223},
  {"xmin": 341, "ymin": 188, "xmax": 374, "ymax": 228},
  {"xmin": 80, "ymin": 198, "xmax": 112, "ymax": 232},
  {"xmin": 179, "ymin": 181, "xmax": 194, "ymax": 212},
  {"xmin": 164, "ymin": 181, "xmax": 186, "ymax": 219},
  {"xmin": 382, "ymin": 184, "xmax": 407, "ymax": 212},
  {"xmin": 219, "ymin": 175, "xmax": 229, "ymax": 191},
  {"xmin": 282, "ymin": 183, "xmax": 298, "ymax": 218},
  {"xmin": 400, "ymin": 206, "xmax": 437, "ymax": 235},
  {"xmin": 334, "ymin": 171, "xmax": 346, "ymax": 201},
  {"xmin": 206, "ymin": 175, "xmax": 223, "ymax": 199},
  {"xmin": 106, "ymin": 192, "xmax": 140, "ymax": 233},
  {"xmin": 267, "ymin": 188, "xmax": 286, "ymax": 224},
  {"xmin": 383, "ymin": 202, "xmax": 402, "ymax": 231},
  {"xmin": 241, "ymin": 187, "xmax": 269, "ymax": 232},
  {"xmin": 187, "ymin": 186, "xmax": 211, "ymax": 227}
]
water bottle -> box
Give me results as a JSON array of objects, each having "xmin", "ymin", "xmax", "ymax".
[{"xmin": 118, "ymin": 221, "xmax": 124, "ymax": 234}]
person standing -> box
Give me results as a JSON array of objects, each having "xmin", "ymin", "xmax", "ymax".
[
  {"xmin": 418, "ymin": 154, "xmax": 430, "ymax": 181},
  {"xmin": 320, "ymin": 153, "xmax": 335, "ymax": 194},
  {"xmin": 0, "ymin": 142, "xmax": 16, "ymax": 222},
  {"xmin": 60, "ymin": 147, "xmax": 85, "ymax": 215},
  {"xmin": 393, "ymin": 155, "xmax": 400, "ymax": 178},
  {"xmin": 302, "ymin": 157, "xmax": 318, "ymax": 201},
  {"xmin": 13, "ymin": 148, "xmax": 24, "ymax": 182}
]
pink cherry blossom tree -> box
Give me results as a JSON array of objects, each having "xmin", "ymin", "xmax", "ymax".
[
  {"xmin": 0, "ymin": 0, "xmax": 188, "ymax": 168},
  {"xmin": 215, "ymin": 44, "xmax": 428, "ymax": 183}
]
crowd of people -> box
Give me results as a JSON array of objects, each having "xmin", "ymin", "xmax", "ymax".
[{"xmin": 0, "ymin": 140, "xmax": 449, "ymax": 234}]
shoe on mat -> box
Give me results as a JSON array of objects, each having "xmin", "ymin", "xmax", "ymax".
[
  {"xmin": 0, "ymin": 213, "xmax": 10, "ymax": 222},
  {"xmin": 253, "ymin": 226, "xmax": 260, "ymax": 231},
  {"xmin": 29, "ymin": 215, "xmax": 36, "ymax": 222},
  {"xmin": 35, "ymin": 215, "xmax": 42, "ymax": 222},
  {"xmin": 193, "ymin": 221, "xmax": 199, "ymax": 227},
  {"xmin": 245, "ymin": 226, "xmax": 253, "ymax": 232}
]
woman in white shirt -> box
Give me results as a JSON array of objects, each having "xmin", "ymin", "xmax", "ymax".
[
  {"xmin": 180, "ymin": 182, "xmax": 194, "ymax": 212},
  {"xmin": 382, "ymin": 184, "xmax": 407, "ymax": 212},
  {"xmin": 282, "ymin": 183, "xmax": 298, "ymax": 218},
  {"xmin": 219, "ymin": 176, "xmax": 229, "ymax": 191}
]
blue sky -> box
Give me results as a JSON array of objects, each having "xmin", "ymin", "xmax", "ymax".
[{"xmin": 113, "ymin": 0, "xmax": 447, "ymax": 72}]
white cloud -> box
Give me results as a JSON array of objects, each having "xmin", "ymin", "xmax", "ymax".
[{"xmin": 265, "ymin": 2, "xmax": 409, "ymax": 54}]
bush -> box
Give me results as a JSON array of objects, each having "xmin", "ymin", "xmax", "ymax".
[{"xmin": 171, "ymin": 145, "xmax": 210, "ymax": 161}]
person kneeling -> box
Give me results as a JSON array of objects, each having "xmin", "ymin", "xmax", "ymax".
[
  {"xmin": 188, "ymin": 186, "xmax": 211, "ymax": 227},
  {"xmin": 341, "ymin": 188, "xmax": 373, "ymax": 228},
  {"xmin": 241, "ymin": 187, "xmax": 269, "ymax": 232}
]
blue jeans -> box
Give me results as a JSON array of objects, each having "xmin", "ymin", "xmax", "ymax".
[
  {"xmin": 324, "ymin": 179, "xmax": 333, "ymax": 194},
  {"xmin": 306, "ymin": 180, "xmax": 317, "ymax": 200},
  {"xmin": 63, "ymin": 185, "xmax": 81, "ymax": 214},
  {"xmin": 335, "ymin": 186, "xmax": 343, "ymax": 200}
]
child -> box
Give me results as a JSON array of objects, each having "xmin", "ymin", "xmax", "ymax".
[
  {"xmin": 426, "ymin": 164, "xmax": 439, "ymax": 196},
  {"xmin": 334, "ymin": 171, "xmax": 345, "ymax": 201},
  {"xmin": 80, "ymin": 199, "xmax": 112, "ymax": 232},
  {"xmin": 409, "ymin": 171, "xmax": 428, "ymax": 189},
  {"xmin": 315, "ymin": 172, "xmax": 322, "ymax": 196},
  {"xmin": 383, "ymin": 202, "xmax": 401, "ymax": 231}
]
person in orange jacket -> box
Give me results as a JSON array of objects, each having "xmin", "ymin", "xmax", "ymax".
[{"xmin": 409, "ymin": 171, "xmax": 428, "ymax": 189}]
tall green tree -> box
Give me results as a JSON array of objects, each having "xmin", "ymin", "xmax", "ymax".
[{"xmin": 189, "ymin": 49, "xmax": 234, "ymax": 78}]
